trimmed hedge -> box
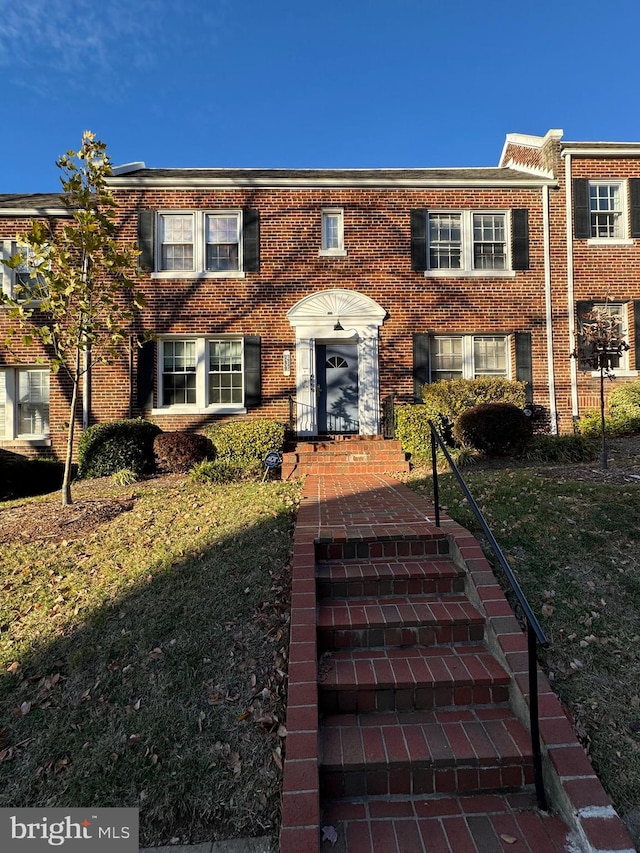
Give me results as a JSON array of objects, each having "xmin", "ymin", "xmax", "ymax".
[
  {"xmin": 577, "ymin": 407, "xmax": 640, "ymax": 438},
  {"xmin": 206, "ymin": 420, "xmax": 286, "ymax": 468},
  {"xmin": 609, "ymin": 380, "xmax": 640, "ymax": 411},
  {"xmin": 78, "ymin": 419, "xmax": 161, "ymax": 479},
  {"xmin": 394, "ymin": 405, "xmax": 434, "ymax": 461},
  {"xmin": 0, "ymin": 456, "xmax": 65, "ymax": 500},
  {"xmin": 189, "ymin": 459, "xmax": 253, "ymax": 485},
  {"xmin": 421, "ymin": 377, "xmax": 527, "ymax": 444},
  {"xmin": 453, "ymin": 402, "xmax": 533, "ymax": 456},
  {"xmin": 154, "ymin": 431, "xmax": 213, "ymax": 473}
]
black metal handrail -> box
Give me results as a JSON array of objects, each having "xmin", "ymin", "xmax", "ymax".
[{"xmin": 428, "ymin": 420, "xmax": 550, "ymax": 811}]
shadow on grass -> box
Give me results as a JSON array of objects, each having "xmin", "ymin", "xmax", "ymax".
[{"xmin": 0, "ymin": 480, "xmax": 298, "ymax": 847}]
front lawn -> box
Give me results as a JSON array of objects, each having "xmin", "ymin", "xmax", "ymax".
[{"xmin": 0, "ymin": 475, "xmax": 301, "ymax": 848}]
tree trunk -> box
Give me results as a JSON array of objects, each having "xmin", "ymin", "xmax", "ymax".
[{"xmin": 61, "ymin": 349, "xmax": 82, "ymax": 506}]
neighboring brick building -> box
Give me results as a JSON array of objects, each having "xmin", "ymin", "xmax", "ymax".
[{"xmin": 2, "ymin": 129, "xmax": 640, "ymax": 460}]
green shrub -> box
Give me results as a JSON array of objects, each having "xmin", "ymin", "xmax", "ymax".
[
  {"xmin": 421, "ymin": 377, "xmax": 527, "ymax": 443},
  {"xmin": 153, "ymin": 431, "xmax": 213, "ymax": 473},
  {"xmin": 519, "ymin": 434, "xmax": 598, "ymax": 464},
  {"xmin": 453, "ymin": 402, "xmax": 533, "ymax": 456},
  {"xmin": 78, "ymin": 419, "xmax": 161, "ymax": 479},
  {"xmin": 206, "ymin": 420, "xmax": 286, "ymax": 468},
  {"xmin": 0, "ymin": 456, "xmax": 65, "ymax": 500},
  {"xmin": 189, "ymin": 459, "xmax": 251, "ymax": 484},
  {"xmin": 577, "ymin": 408, "xmax": 640, "ymax": 438},
  {"xmin": 609, "ymin": 380, "xmax": 640, "ymax": 412},
  {"xmin": 394, "ymin": 406, "xmax": 434, "ymax": 461}
]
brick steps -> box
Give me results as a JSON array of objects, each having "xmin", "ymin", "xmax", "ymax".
[
  {"xmin": 317, "ymin": 595, "xmax": 485, "ymax": 650},
  {"xmin": 282, "ymin": 437, "xmax": 410, "ymax": 478},
  {"xmin": 320, "ymin": 708, "xmax": 534, "ymax": 799},
  {"xmin": 318, "ymin": 645, "xmax": 511, "ymax": 713},
  {"xmin": 321, "ymin": 792, "xmax": 573, "ymax": 853},
  {"xmin": 316, "ymin": 557, "xmax": 466, "ymax": 598}
]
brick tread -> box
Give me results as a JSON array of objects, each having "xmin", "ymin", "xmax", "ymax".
[
  {"xmin": 321, "ymin": 792, "xmax": 573, "ymax": 853},
  {"xmin": 319, "ymin": 645, "xmax": 510, "ymax": 692},
  {"xmin": 318, "ymin": 596, "xmax": 484, "ymax": 630}
]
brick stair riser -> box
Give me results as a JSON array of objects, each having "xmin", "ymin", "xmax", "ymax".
[
  {"xmin": 319, "ymin": 681, "xmax": 510, "ymax": 715},
  {"xmin": 315, "ymin": 538, "xmax": 449, "ymax": 561},
  {"xmin": 320, "ymin": 762, "xmax": 535, "ymax": 799},
  {"xmin": 317, "ymin": 622, "xmax": 485, "ymax": 651},
  {"xmin": 284, "ymin": 463, "xmax": 411, "ymax": 476},
  {"xmin": 317, "ymin": 574, "xmax": 465, "ymax": 598}
]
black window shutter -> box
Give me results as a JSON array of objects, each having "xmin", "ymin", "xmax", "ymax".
[
  {"xmin": 634, "ymin": 301, "xmax": 640, "ymax": 369},
  {"xmin": 511, "ymin": 210, "xmax": 529, "ymax": 270},
  {"xmin": 410, "ymin": 210, "xmax": 427, "ymax": 272},
  {"xmin": 137, "ymin": 211, "xmax": 155, "ymax": 272},
  {"xmin": 244, "ymin": 336, "xmax": 261, "ymax": 407},
  {"xmin": 515, "ymin": 332, "xmax": 533, "ymax": 402},
  {"xmin": 576, "ymin": 300, "xmax": 595, "ymax": 370},
  {"xmin": 573, "ymin": 179, "xmax": 591, "ymax": 239},
  {"xmin": 243, "ymin": 210, "xmax": 260, "ymax": 272},
  {"xmin": 413, "ymin": 333, "xmax": 431, "ymax": 402},
  {"xmin": 630, "ymin": 180, "xmax": 640, "ymax": 238},
  {"xmin": 136, "ymin": 338, "xmax": 155, "ymax": 409}
]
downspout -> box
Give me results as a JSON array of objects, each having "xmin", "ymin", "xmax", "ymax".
[
  {"xmin": 564, "ymin": 153, "xmax": 580, "ymax": 420},
  {"xmin": 542, "ymin": 185, "xmax": 558, "ymax": 434},
  {"xmin": 128, "ymin": 335, "xmax": 134, "ymax": 418}
]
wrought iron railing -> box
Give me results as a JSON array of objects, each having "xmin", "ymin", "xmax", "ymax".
[{"xmin": 428, "ymin": 420, "xmax": 550, "ymax": 811}]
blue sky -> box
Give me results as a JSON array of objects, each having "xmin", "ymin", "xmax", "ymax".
[{"xmin": 3, "ymin": 0, "xmax": 640, "ymax": 193}]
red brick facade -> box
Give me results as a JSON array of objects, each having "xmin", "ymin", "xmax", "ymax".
[{"xmin": 2, "ymin": 129, "xmax": 640, "ymax": 459}]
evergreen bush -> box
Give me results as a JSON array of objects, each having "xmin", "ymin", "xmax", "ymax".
[
  {"xmin": 78, "ymin": 419, "xmax": 161, "ymax": 478},
  {"xmin": 0, "ymin": 456, "xmax": 65, "ymax": 500},
  {"xmin": 453, "ymin": 402, "xmax": 533, "ymax": 456},
  {"xmin": 206, "ymin": 420, "xmax": 286, "ymax": 468},
  {"xmin": 153, "ymin": 431, "xmax": 213, "ymax": 473}
]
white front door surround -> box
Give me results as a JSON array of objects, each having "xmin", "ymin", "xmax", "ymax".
[{"xmin": 286, "ymin": 289, "xmax": 386, "ymax": 436}]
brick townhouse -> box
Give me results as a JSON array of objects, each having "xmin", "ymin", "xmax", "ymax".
[{"xmin": 1, "ymin": 128, "xmax": 640, "ymax": 460}]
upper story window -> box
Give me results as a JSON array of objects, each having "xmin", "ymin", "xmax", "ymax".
[
  {"xmin": 573, "ymin": 178, "xmax": 640, "ymax": 243},
  {"xmin": 430, "ymin": 335, "xmax": 509, "ymax": 381},
  {"xmin": 319, "ymin": 208, "xmax": 347, "ymax": 257},
  {"xmin": 589, "ymin": 182, "xmax": 624, "ymax": 238},
  {"xmin": 412, "ymin": 209, "xmax": 528, "ymax": 275},
  {"xmin": 0, "ymin": 367, "xmax": 50, "ymax": 440},
  {"xmin": 137, "ymin": 209, "xmax": 260, "ymax": 277},
  {"xmin": 0, "ymin": 240, "xmax": 48, "ymax": 301}
]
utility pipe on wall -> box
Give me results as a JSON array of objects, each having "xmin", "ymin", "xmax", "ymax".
[{"xmin": 542, "ymin": 185, "xmax": 558, "ymax": 434}]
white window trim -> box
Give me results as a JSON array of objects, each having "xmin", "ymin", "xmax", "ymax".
[
  {"xmin": 424, "ymin": 210, "xmax": 515, "ymax": 278},
  {"xmin": 584, "ymin": 302, "xmax": 633, "ymax": 374},
  {"xmin": 152, "ymin": 211, "xmax": 246, "ymax": 279},
  {"xmin": 586, "ymin": 180, "xmax": 629, "ymax": 242},
  {"xmin": 152, "ymin": 336, "xmax": 247, "ymax": 415},
  {"xmin": 319, "ymin": 208, "xmax": 347, "ymax": 257},
  {"xmin": 0, "ymin": 366, "xmax": 51, "ymax": 441},
  {"xmin": 429, "ymin": 334, "xmax": 511, "ymax": 381}
]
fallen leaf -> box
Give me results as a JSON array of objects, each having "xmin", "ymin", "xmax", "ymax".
[
  {"xmin": 20, "ymin": 701, "xmax": 32, "ymax": 716},
  {"xmin": 501, "ymin": 834, "xmax": 517, "ymax": 844},
  {"xmin": 322, "ymin": 825, "xmax": 338, "ymax": 844},
  {"xmin": 271, "ymin": 749, "xmax": 282, "ymax": 771}
]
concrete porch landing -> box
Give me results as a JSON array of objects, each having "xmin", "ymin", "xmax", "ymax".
[{"xmin": 279, "ymin": 474, "xmax": 635, "ymax": 853}]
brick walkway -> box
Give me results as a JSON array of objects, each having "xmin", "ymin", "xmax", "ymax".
[{"xmin": 280, "ymin": 473, "xmax": 636, "ymax": 853}]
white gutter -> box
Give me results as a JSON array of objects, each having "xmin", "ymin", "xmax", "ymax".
[
  {"xmin": 106, "ymin": 176, "xmax": 555, "ymax": 190},
  {"xmin": 564, "ymin": 154, "xmax": 579, "ymax": 420},
  {"xmin": 0, "ymin": 208, "xmax": 71, "ymax": 217},
  {"xmin": 542, "ymin": 185, "xmax": 558, "ymax": 433},
  {"xmin": 561, "ymin": 146, "xmax": 640, "ymax": 158}
]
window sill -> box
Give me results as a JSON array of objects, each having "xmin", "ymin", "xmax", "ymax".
[
  {"xmin": 0, "ymin": 437, "xmax": 51, "ymax": 447},
  {"xmin": 423, "ymin": 269, "xmax": 516, "ymax": 279},
  {"xmin": 150, "ymin": 270, "xmax": 246, "ymax": 280},
  {"xmin": 586, "ymin": 238, "xmax": 634, "ymax": 246},
  {"xmin": 318, "ymin": 249, "xmax": 348, "ymax": 258},
  {"xmin": 151, "ymin": 405, "xmax": 247, "ymax": 416},
  {"xmin": 589, "ymin": 370, "xmax": 637, "ymax": 378}
]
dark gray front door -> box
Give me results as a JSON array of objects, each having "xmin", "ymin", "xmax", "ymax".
[{"xmin": 317, "ymin": 343, "xmax": 359, "ymax": 434}]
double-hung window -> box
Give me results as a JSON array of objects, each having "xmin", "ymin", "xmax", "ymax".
[
  {"xmin": 589, "ymin": 182, "xmax": 624, "ymax": 238},
  {"xmin": 157, "ymin": 337, "xmax": 252, "ymax": 412},
  {"xmin": 412, "ymin": 209, "xmax": 527, "ymax": 274},
  {"xmin": 430, "ymin": 335, "xmax": 509, "ymax": 381},
  {"xmin": 153, "ymin": 211, "xmax": 248, "ymax": 276},
  {"xmin": 1, "ymin": 240, "xmax": 47, "ymax": 300},
  {"xmin": 0, "ymin": 368, "xmax": 50, "ymax": 440},
  {"xmin": 576, "ymin": 301, "xmax": 631, "ymax": 372}
]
